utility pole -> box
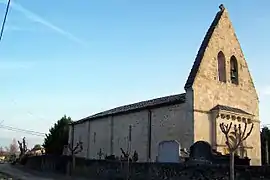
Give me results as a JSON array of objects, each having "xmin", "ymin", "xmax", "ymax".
[{"xmin": 0, "ymin": 0, "xmax": 12, "ymax": 42}]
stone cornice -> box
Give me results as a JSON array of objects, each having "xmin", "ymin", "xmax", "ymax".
[
  {"xmin": 193, "ymin": 108, "xmax": 260, "ymax": 123},
  {"xmin": 212, "ymin": 109, "xmax": 258, "ymax": 124}
]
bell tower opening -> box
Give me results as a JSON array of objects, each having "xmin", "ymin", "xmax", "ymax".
[
  {"xmin": 217, "ymin": 51, "xmax": 226, "ymax": 83},
  {"xmin": 230, "ymin": 55, "xmax": 239, "ymax": 85}
]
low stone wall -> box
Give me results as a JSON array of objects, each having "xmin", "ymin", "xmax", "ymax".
[
  {"xmin": 73, "ymin": 160, "xmax": 229, "ymax": 179},
  {"xmin": 73, "ymin": 159, "xmax": 267, "ymax": 180},
  {"xmin": 23, "ymin": 155, "xmax": 69, "ymax": 174},
  {"xmin": 23, "ymin": 155, "xmax": 270, "ymax": 179}
]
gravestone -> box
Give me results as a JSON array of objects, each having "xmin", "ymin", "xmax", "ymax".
[
  {"xmin": 157, "ymin": 140, "xmax": 181, "ymax": 163},
  {"xmin": 189, "ymin": 141, "xmax": 213, "ymax": 164}
]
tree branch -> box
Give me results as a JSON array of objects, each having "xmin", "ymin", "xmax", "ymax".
[
  {"xmin": 220, "ymin": 122, "xmax": 233, "ymax": 150},
  {"xmin": 220, "ymin": 122, "xmax": 254, "ymax": 153}
]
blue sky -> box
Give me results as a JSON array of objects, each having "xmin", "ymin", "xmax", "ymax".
[{"xmin": 0, "ymin": 0, "xmax": 269, "ymax": 148}]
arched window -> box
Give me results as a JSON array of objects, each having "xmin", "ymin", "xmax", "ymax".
[
  {"xmin": 217, "ymin": 51, "xmax": 226, "ymax": 83},
  {"xmin": 230, "ymin": 56, "xmax": 239, "ymax": 85}
]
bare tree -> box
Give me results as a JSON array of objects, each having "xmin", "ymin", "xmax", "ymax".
[
  {"xmin": 68, "ymin": 141, "xmax": 83, "ymax": 175},
  {"xmin": 4, "ymin": 146, "xmax": 9, "ymax": 153},
  {"xmin": 0, "ymin": 146, "xmax": 4, "ymax": 156},
  {"xmin": 219, "ymin": 122, "xmax": 253, "ymax": 180},
  {"xmin": 9, "ymin": 138, "xmax": 18, "ymax": 154},
  {"xmin": 120, "ymin": 148, "xmax": 130, "ymax": 161},
  {"xmin": 18, "ymin": 137, "xmax": 28, "ymax": 158}
]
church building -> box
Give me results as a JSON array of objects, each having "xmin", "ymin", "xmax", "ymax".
[{"xmin": 69, "ymin": 5, "xmax": 261, "ymax": 165}]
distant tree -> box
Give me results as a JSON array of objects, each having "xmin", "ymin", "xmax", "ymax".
[
  {"xmin": 9, "ymin": 138, "xmax": 18, "ymax": 154},
  {"xmin": 261, "ymin": 126, "xmax": 270, "ymax": 165},
  {"xmin": 4, "ymin": 146, "xmax": 9, "ymax": 153},
  {"xmin": 43, "ymin": 115, "xmax": 72, "ymax": 155}
]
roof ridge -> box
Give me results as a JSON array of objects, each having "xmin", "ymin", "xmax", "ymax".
[{"xmin": 184, "ymin": 5, "xmax": 225, "ymax": 90}]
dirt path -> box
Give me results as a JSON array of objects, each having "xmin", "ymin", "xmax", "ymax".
[{"xmin": 0, "ymin": 163, "xmax": 55, "ymax": 180}]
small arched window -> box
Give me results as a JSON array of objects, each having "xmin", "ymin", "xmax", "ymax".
[
  {"xmin": 230, "ymin": 56, "xmax": 239, "ymax": 85},
  {"xmin": 217, "ymin": 51, "xmax": 226, "ymax": 83}
]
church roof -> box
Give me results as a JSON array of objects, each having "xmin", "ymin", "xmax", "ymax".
[
  {"xmin": 211, "ymin": 105, "xmax": 251, "ymax": 115},
  {"xmin": 184, "ymin": 5, "xmax": 225, "ymax": 90},
  {"xmin": 73, "ymin": 93, "xmax": 186, "ymax": 125}
]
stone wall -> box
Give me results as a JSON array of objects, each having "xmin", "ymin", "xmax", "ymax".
[
  {"xmin": 70, "ymin": 102, "xmax": 193, "ymax": 162},
  {"xmin": 23, "ymin": 155, "xmax": 270, "ymax": 180},
  {"xmin": 23, "ymin": 155, "xmax": 69, "ymax": 174}
]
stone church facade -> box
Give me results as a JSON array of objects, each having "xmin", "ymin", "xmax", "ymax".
[{"xmin": 69, "ymin": 5, "xmax": 261, "ymax": 165}]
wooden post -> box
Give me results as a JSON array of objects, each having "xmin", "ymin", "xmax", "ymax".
[
  {"xmin": 127, "ymin": 125, "xmax": 132, "ymax": 180},
  {"xmin": 229, "ymin": 152, "xmax": 235, "ymax": 180},
  {"xmin": 266, "ymin": 138, "xmax": 269, "ymax": 165}
]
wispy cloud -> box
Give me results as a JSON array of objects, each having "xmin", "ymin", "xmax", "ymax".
[{"xmin": 0, "ymin": 0, "xmax": 87, "ymax": 46}]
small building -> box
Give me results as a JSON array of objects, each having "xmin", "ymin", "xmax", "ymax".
[
  {"xmin": 28, "ymin": 146, "xmax": 45, "ymax": 156},
  {"xmin": 69, "ymin": 5, "xmax": 261, "ymax": 165}
]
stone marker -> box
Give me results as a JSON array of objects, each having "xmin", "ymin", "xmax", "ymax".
[
  {"xmin": 157, "ymin": 140, "xmax": 181, "ymax": 163},
  {"xmin": 189, "ymin": 141, "xmax": 213, "ymax": 164}
]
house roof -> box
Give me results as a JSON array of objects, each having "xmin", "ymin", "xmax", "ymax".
[
  {"xmin": 211, "ymin": 105, "xmax": 251, "ymax": 115},
  {"xmin": 184, "ymin": 4, "xmax": 225, "ymax": 90},
  {"xmin": 72, "ymin": 93, "xmax": 186, "ymax": 125}
]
